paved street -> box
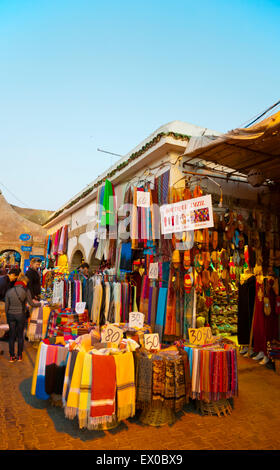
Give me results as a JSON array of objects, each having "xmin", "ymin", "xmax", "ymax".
[{"xmin": 0, "ymin": 340, "xmax": 280, "ymax": 451}]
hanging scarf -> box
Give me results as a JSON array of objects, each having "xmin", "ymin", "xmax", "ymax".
[
  {"xmin": 88, "ymin": 354, "xmax": 116, "ymax": 428},
  {"xmin": 136, "ymin": 352, "xmax": 153, "ymax": 409},
  {"xmin": 65, "ymin": 350, "xmax": 85, "ymax": 419},
  {"xmin": 174, "ymin": 357, "xmax": 186, "ymax": 412},
  {"xmin": 34, "ymin": 306, "xmax": 44, "ymax": 340},
  {"xmin": 78, "ymin": 352, "xmax": 92, "ymax": 429},
  {"xmin": 35, "ymin": 342, "xmax": 50, "ymax": 400},
  {"xmin": 154, "ymin": 287, "xmax": 167, "ymax": 343},
  {"xmin": 31, "ymin": 341, "xmax": 42, "ymax": 396},
  {"xmin": 62, "ymin": 350, "xmax": 79, "ymax": 407},
  {"xmin": 113, "ymin": 352, "xmax": 135, "ymax": 421},
  {"xmin": 45, "ymin": 344, "xmax": 58, "ymax": 395},
  {"xmin": 164, "ymin": 358, "xmax": 175, "ymax": 409},
  {"xmin": 139, "ymin": 275, "xmax": 150, "ymax": 323},
  {"xmin": 152, "ymin": 356, "xmax": 166, "ymax": 404}
]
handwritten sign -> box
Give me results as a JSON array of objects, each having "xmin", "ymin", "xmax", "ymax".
[
  {"xmin": 137, "ymin": 191, "xmax": 150, "ymax": 208},
  {"xmin": 129, "ymin": 312, "xmax": 144, "ymax": 329},
  {"xmin": 144, "ymin": 333, "xmax": 160, "ymax": 351},
  {"xmin": 188, "ymin": 327, "xmax": 213, "ymax": 346},
  {"xmin": 75, "ymin": 302, "xmax": 86, "ymax": 314},
  {"xmin": 101, "ymin": 325, "xmax": 123, "ymax": 345},
  {"xmin": 148, "ymin": 262, "xmax": 158, "ymax": 280}
]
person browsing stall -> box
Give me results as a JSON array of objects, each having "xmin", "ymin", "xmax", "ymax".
[{"xmin": 5, "ymin": 273, "xmax": 41, "ymax": 363}]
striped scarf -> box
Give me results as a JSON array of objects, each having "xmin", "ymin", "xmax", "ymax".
[
  {"xmin": 34, "ymin": 306, "xmax": 44, "ymax": 340},
  {"xmin": 78, "ymin": 352, "xmax": 92, "ymax": 429},
  {"xmin": 88, "ymin": 354, "xmax": 116, "ymax": 428},
  {"xmin": 65, "ymin": 350, "xmax": 85, "ymax": 419},
  {"xmin": 35, "ymin": 342, "xmax": 50, "ymax": 400},
  {"xmin": 113, "ymin": 352, "xmax": 135, "ymax": 421},
  {"xmin": 27, "ymin": 307, "xmax": 40, "ymax": 341}
]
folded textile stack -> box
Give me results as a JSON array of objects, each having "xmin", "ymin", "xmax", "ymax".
[
  {"xmin": 184, "ymin": 343, "xmax": 238, "ymax": 402},
  {"xmin": 46, "ymin": 308, "xmax": 89, "ymax": 338}
]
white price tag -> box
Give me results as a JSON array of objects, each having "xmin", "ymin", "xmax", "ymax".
[
  {"xmin": 101, "ymin": 325, "xmax": 123, "ymax": 345},
  {"xmin": 137, "ymin": 191, "xmax": 150, "ymax": 208},
  {"xmin": 75, "ymin": 302, "xmax": 86, "ymax": 314},
  {"xmin": 149, "ymin": 262, "xmax": 158, "ymax": 280},
  {"xmin": 144, "ymin": 333, "xmax": 160, "ymax": 351},
  {"xmin": 53, "ymin": 297, "xmax": 61, "ymax": 304},
  {"xmin": 129, "ymin": 312, "xmax": 145, "ymax": 329}
]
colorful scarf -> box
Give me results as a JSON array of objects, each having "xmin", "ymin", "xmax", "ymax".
[
  {"xmin": 35, "ymin": 342, "xmax": 50, "ymax": 400},
  {"xmin": 88, "ymin": 354, "xmax": 116, "ymax": 428},
  {"xmin": 155, "ymin": 287, "xmax": 168, "ymax": 343},
  {"xmin": 152, "ymin": 356, "xmax": 166, "ymax": 404},
  {"xmin": 62, "ymin": 350, "xmax": 78, "ymax": 407},
  {"xmin": 113, "ymin": 352, "xmax": 135, "ymax": 421},
  {"xmin": 136, "ymin": 352, "xmax": 153, "ymax": 409},
  {"xmin": 78, "ymin": 352, "xmax": 92, "ymax": 429},
  {"xmin": 65, "ymin": 350, "xmax": 85, "ymax": 419}
]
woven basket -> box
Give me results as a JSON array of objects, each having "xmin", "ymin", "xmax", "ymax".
[{"xmin": 275, "ymin": 359, "xmax": 280, "ymax": 376}]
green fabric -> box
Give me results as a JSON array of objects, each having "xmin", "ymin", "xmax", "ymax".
[{"xmin": 101, "ymin": 179, "xmax": 115, "ymax": 226}]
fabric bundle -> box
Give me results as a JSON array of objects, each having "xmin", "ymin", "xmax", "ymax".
[
  {"xmin": 113, "ymin": 352, "xmax": 135, "ymax": 421},
  {"xmin": 184, "ymin": 346, "xmax": 238, "ymax": 402},
  {"xmin": 88, "ymin": 354, "xmax": 116, "ymax": 428}
]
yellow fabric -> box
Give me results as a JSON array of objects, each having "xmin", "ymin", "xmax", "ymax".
[
  {"xmin": 42, "ymin": 307, "xmax": 51, "ymax": 339},
  {"xmin": 91, "ymin": 283, "xmax": 103, "ymax": 323},
  {"xmin": 65, "ymin": 351, "xmax": 85, "ymax": 419},
  {"xmin": 57, "ymin": 254, "xmax": 68, "ymax": 268},
  {"xmin": 78, "ymin": 352, "xmax": 92, "ymax": 429},
  {"xmin": 31, "ymin": 342, "xmax": 42, "ymax": 395},
  {"xmin": 113, "ymin": 352, "xmax": 135, "ymax": 421}
]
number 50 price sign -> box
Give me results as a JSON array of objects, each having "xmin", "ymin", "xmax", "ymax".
[{"xmin": 144, "ymin": 333, "xmax": 160, "ymax": 351}]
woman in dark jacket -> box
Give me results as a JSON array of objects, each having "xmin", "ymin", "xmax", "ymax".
[{"xmin": 5, "ymin": 273, "xmax": 41, "ymax": 362}]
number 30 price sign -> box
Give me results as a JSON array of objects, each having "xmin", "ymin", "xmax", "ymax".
[
  {"xmin": 129, "ymin": 312, "xmax": 144, "ymax": 329},
  {"xmin": 144, "ymin": 333, "xmax": 160, "ymax": 351},
  {"xmin": 101, "ymin": 325, "xmax": 123, "ymax": 345},
  {"xmin": 188, "ymin": 327, "xmax": 213, "ymax": 346}
]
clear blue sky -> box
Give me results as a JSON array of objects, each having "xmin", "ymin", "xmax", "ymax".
[{"xmin": 1, "ymin": 0, "xmax": 279, "ymax": 211}]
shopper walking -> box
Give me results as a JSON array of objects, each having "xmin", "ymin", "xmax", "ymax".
[
  {"xmin": 0, "ymin": 267, "xmax": 20, "ymax": 354},
  {"xmin": 5, "ymin": 273, "xmax": 41, "ymax": 362},
  {"xmin": 26, "ymin": 258, "xmax": 42, "ymax": 300}
]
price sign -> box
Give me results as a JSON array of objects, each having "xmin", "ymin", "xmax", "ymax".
[
  {"xmin": 144, "ymin": 333, "xmax": 160, "ymax": 351},
  {"xmin": 149, "ymin": 262, "xmax": 158, "ymax": 280},
  {"xmin": 75, "ymin": 302, "xmax": 86, "ymax": 314},
  {"xmin": 129, "ymin": 312, "xmax": 144, "ymax": 329},
  {"xmin": 53, "ymin": 297, "xmax": 61, "ymax": 305},
  {"xmin": 188, "ymin": 327, "xmax": 214, "ymax": 346},
  {"xmin": 137, "ymin": 191, "xmax": 150, "ymax": 208},
  {"xmin": 101, "ymin": 325, "xmax": 123, "ymax": 345}
]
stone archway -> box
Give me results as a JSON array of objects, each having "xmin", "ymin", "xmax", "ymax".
[
  {"xmin": 88, "ymin": 246, "xmax": 100, "ymax": 273},
  {"xmin": 69, "ymin": 243, "xmax": 87, "ymax": 271}
]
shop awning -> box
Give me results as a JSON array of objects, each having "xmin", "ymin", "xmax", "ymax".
[{"xmin": 182, "ymin": 110, "xmax": 280, "ymax": 183}]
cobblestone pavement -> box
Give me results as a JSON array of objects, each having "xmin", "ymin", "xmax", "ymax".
[{"xmin": 0, "ymin": 340, "xmax": 280, "ymax": 451}]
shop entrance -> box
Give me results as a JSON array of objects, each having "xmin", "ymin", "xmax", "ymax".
[
  {"xmin": 0, "ymin": 249, "xmax": 21, "ymax": 272},
  {"xmin": 71, "ymin": 249, "xmax": 84, "ymax": 271}
]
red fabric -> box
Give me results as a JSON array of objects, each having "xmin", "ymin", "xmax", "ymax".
[
  {"xmin": 253, "ymin": 282, "xmax": 267, "ymax": 354},
  {"xmin": 90, "ymin": 355, "xmax": 116, "ymax": 419}
]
